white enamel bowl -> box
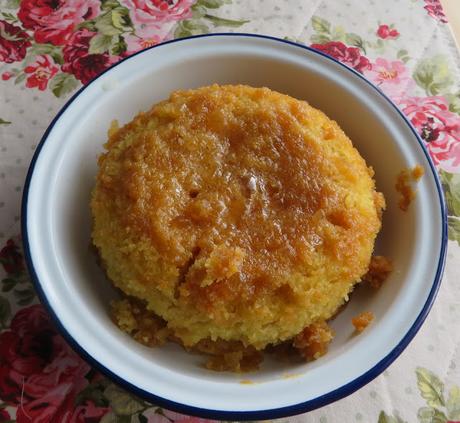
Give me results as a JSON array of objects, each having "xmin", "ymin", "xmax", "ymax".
[{"xmin": 22, "ymin": 34, "xmax": 447, "ymax": 420}]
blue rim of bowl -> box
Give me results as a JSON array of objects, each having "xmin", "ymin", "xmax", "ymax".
[{"xmin": 21, "ymin": 33, "xmax": 448, "ymax": 420}]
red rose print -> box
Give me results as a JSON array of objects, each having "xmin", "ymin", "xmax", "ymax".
[
  {"xmin": 0, "ymin": 408, "xmax": 11, "ymax": 421},
  {"xmin": 398, "ymin": 96, "xmax": 460, "ymax": 171},
  {"xmin": 0, "ymin": 239, "xmax": 24, "ymax": 275},
  {"xmin": 0, "ymin": 305, "xmax": 109, "ymax": 423},
  {"xmin": 18, "ymin": 0, "xmax": 100, "ymax": 46},
  {"xmin": 376, "ymin": 24, "xmax": 399, "ymax": 39},
  {"xmin": 363, "ymin": 58, "xmax": 414, "ymax": 99},
  {"xmin": 143, "ymin": 408, "xmax": 219, "ymax": 422},
  {"xmin": 1, "ymin": 71, "xmax": 13, "ymax": 80},
  {"xmin": 68, "ymin": 401, "xmax": 110, "ymax": 422},
  {"xmin": 121, "ymin": 0, "xmax": 194, "ymax": 53},
  {"xmin": 424, "ymin": 0, "xmax": 448, "ymax": 23},
  {"xmin": 124, "ymin": 32, "xmax": 165, "ymax": 54},
  {"xmin": 62, "ymin": 29, "xmax": 118, "ymax": 84},
  {"xmin": 310, "ymin": 41, "xmax": 371, "ymax": 73},
  {"xmin": 0, "ymin": 20, "xmax": 31, "ymax": 64},
  {"xmin": 122, "ymin": 0, "xmax": 194, "ymax": 24},
  {"xmin": 24, "ymin": 55, "xmax": 58, "ymax": 91}
]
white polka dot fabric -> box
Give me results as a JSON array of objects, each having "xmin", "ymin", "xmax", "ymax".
[{"xmin": 0, "ymin": 0, "xmax": 459, "ymax": 421}]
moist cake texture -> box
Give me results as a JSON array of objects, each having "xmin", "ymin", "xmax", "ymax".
[{"xmin": 91, "ymin": 84, "xmax": 385, "ymax": 352}]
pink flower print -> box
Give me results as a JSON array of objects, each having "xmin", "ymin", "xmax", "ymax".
[
  {"xmin": 310, "ymin": 41, "xmax": 371, "ymax": 73},
  {"xmin": 122, "ymin": 0, "xmax": 194, "ymax": 23},
  {"xmin": 142, "ymin": 408, "xmax": 219, "ymax": 423},
  {"xmin": 18, "ymin": 0, "xmax": 100, "ymax": 46},
  {"xmin": 364, "ymin": 58, "xmax": 413, "ymax": 99},
  {"xmin": 1, "ymin": 71, "xmax": 14, "ymax": 80},
  {"xmin": 424, "ymin": 0, "xmax": 448, "ymax": 23},
  {"xmin": 376, "ymin": 24, "xmax": 399, "ymax": 39},
  {"xmin": 398, "ymin": 96, "xmax": 460, "ymax": 172},
  {"xmin": 24, "ymin": 54, "xmax": 58, "ymax": 91},
  {"xmin": 122, "ymin": 0, "xmax": 193, "ymax": 53},
  {"xmin": 0, "ymin": 20, "xmax": 31, "ymax": 63},
  {"xmin": 124, "ymin": 33, "xmax": 165, "ymax": 53}
]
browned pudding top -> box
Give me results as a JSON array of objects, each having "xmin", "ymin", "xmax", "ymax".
[{"xmin": 96, "ymin": 85, "xmax": 382, "ymax": 320}]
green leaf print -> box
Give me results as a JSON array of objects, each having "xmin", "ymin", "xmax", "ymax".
[
  {"xmin": 15, "ymin": 288, "xmax": 35, "ymax": 305},
  {"xmin": 1, "ymin": 277, "xmax": 16, "ymax": 292},
  {"xmin": 413, "ymin": 55, "xmax": 454, "ymax": 96},
  {"xmin": 101, "ymin": 0, "xmax": 121, "ymax": 10},
  {"xmin": 77, "ymin": 20, "xmax": 97, "ymax": 31},
  {"xmin": 417, "ymin": 407, "xmax": 448, "ymax": 423},
  {"xmin": 175, "ymin": 1, "xmax": 247, "ymax": 39},
  {"xmin": 311, "ymin": 33, "xmax": 331, "ymax": 44},
  {"xmin": 438, "ymin": 169, "xmax": 460, "ymax": 245},
  {"xmin": 89, "ymin": 34, "xmax": 114, "ymax": 54},
  {"xmin": 191, "ymin": 3, "xmax": 207, "ymax": 18},
  {"xmin": 345, "ymin": 32, "xmax": 366, "ymax": 54},
  {"xmin": 2, "ymin": 0, "xmax": 20, "ymax": 9},
  {"xmin": 198, "ymin": 0, "xmax": 231, "ymax": 8},
  {"xmin": 439, "ymin": 169, "xmax": 460, "ymax": 217},
  {"xmin": 95, "ymin": 7, "xmax": 132, "ymax": 36},
  {"xmin": 446, "ymin": 92, "xmax": 460, "ymax": 115},
  {"xmin": 49, "ymin": 73, "xmax": 79, "ymax": 98},
  {"xmin": 75, "ymin": 378, "xmax": 110, "ymax": 408},
  {"xmin": 204, "ymin": 14, "xmax": 249, "ymax": 27},
  {"xmin": 14, "ymin": 73, "xmax": 26, "ymax": 85},
  {"xmin": 88, "ymin": 33, "xmax": 126, "ymax": 55},
  {"xmin": 0, "ymin": 295, "xmax": 11, "ymax": 328},
  {"xmin": 380, "ymin": 369, "xmax": 460, "ymax": 423},
  {"xmin": 310, "ymin": 16, "xmax": 370, "ymax": 53},
  {"xmin": 331, "ymin": 25, "xmax": 346, "ymax": 42},
  {"xmin": 100, "ymin": 412, "xmax": 117, "ymax": 423},
  {"xmin": 397, "ymin": 49, "xmax": 410, "ymax": 63},
  {"xmin": 416, "ymin": 367, "xmax": 445, "ymax": 408},
  {"xmin": 447, "ymin": 386, "xmax": 460, "ymax": 419},
  {"xmin": 103, "ymin": 384, "xmax": 145, "ymax": 415},
  {"xmin": 27, "ymin": 43, "xmax": 64, "ymax": 65},
  {"xmin": 378, "ymin": 411, "xmax": 407, "ymax": 423},
  {"xmin": 311, "ymin": 16, "xmax": 331, "ymax": 34},
  {"xmin": 448, "ymin": 217, "xmax": 460, "ymax": 243},
  {"xmin": 1, "ymin": 11, "xmax": 18, "ymax": 23},
  {"xmin": 345, "ymin": 32, "xmax": 363, "ymax": 46},
  {"xmin": 174, "ymin": 19, "xmax": 210, "ymax": 38},
  {"xmin": 0, "ymin": 118, "xmax": 11, "ymax": 125}
]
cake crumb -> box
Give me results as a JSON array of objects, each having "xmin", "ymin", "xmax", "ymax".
[
  {"xmin": 108, "ymin": 119, "xmax": 119, "ymax": 137},
  {"xmin": 363, "ymin": 255, "xmax": 393, "ymax": 289},
  {"xmin": 191, "ymin": 338, "xmax": 263, "ymax": 373},
  {"xmin": 395, "ymin": 165, "xmax": 424, "ymax": 211},
  {"xmin": 411, "ymin": 164, "xmax": 425, "ymax": 181},
  {"xmin": 282, "ymin": 373, "xmax": 303, "ymax": 379},
  {"xmin": 352, "ymin": 311, "xmax": 374, "ymax": 332},
  {"xmin": 112, "ymin": 298, "xmax": 263, "ymax": 373},
  {"xmin": 293, "ymin": 321, "xmax": 334, "ymax": 361},
  {"xmin": 204, "ymin": 350, "xmax": 263, "ymax": 373},
  {"xmin": 111, "ymin": 298, "xmax": 171, "ymax": 347},
  {"xmin": 201, "ymin": 245, "xmax": 246, "ymax": 287}
]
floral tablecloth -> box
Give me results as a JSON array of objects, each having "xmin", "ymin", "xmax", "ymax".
[{"xmin": 1, "ymin": 0, "xmax": 460, "ymax": 421}]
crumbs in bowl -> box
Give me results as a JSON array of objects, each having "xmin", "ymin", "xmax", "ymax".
[
  {"xmin": 396, "ymin": 165, "xmax": 425, "ymax": 211},
  {"xmin": 92, "ymin": 84, "xmax": 386, "ymax": 371},
  {"xmin": 363, "ymin": 255, "xmax": 393, "ymax": 289},
  {"xmin": 352, "ymin": 311, "xmax": 374, "ymax": 333}
]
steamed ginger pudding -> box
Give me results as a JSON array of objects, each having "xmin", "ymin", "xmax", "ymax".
[{"xmin": 91, "ymin": 85, "xmax": 385, "ymax": 366}]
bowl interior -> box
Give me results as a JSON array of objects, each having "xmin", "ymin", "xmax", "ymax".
[{"xmin": 25, "ymin": 35, "xmax": 445, "ymax": 416}]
